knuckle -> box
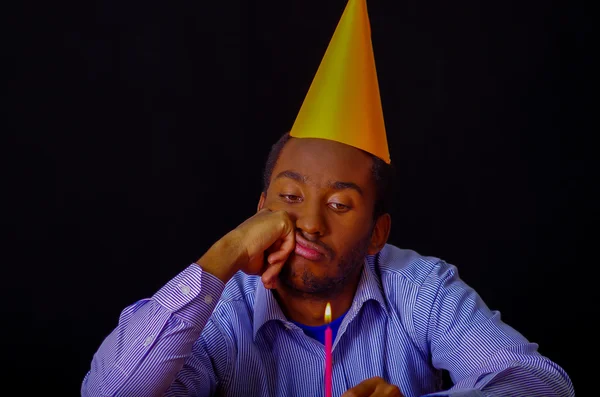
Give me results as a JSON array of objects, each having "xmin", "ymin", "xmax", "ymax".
[
  {"xmin": 280, "ymin": 212, "xmax": 293, "ymax": 228},
  {"xmin": 280, "ymin": 218, "xmax": 288, "ymax": 231}
]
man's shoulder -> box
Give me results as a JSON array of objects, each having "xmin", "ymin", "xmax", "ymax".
[{"xmin": 375, "ymin": 243, "xmax": 445, "ymax": 287}]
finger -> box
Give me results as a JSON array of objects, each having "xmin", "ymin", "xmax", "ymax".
[
  {"xmin": 263, "ymin": 226, "xmax": 295, "ymax": 288},
  {"xmin": 265, "ymin": 220, "xmax": 295, "ymax": 265},
  {"xmin": 266, "ymin": 249, "xmax": 287, "ymax": 265},
  {"xmin": 261, "ymin": 260, "xmax": 285, "ymax": 288},
  {"xmin": 266, "ymin": 240, "xmax": 283, "ymax": 264},
  {"xmin": 274, "ymin": 224, "xmax": 296, "ymax": 262},
  {"xmin": 342, "ymin": 377, "xmax": 385, "ymax": 397},
  {"xmin": 371, "ymin": 384, "xmax": 403, "ymax": 397},
  {"xmin": 237, "ymin": 209, "xmax": 282, "ymax": 257}
]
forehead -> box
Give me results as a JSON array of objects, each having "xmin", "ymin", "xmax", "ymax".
[{"xmin": 273, "ymin": 137, "xmax": 374, "ymax": 189}]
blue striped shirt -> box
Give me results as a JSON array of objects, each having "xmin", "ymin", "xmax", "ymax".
[{"xmin": 81, "ymin": 244, "xmax": 574, "ymax": 396}]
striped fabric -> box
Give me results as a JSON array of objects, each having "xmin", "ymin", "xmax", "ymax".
[{"xmin": 81, "ymin": 244, "xmax": 574, "ymax": 397}]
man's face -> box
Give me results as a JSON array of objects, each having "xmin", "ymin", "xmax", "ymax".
[{"xmin": 261, "ymin": 137, "xmax": 379, "ymax": 298}]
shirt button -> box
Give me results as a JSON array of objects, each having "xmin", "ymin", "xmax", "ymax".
[
  {"xmin": 204, "ymin": 294, "xmax": 213, "ymax": 304},
  {"xmin": 178, "ymin": 283, "xmax": 191, "ymax": 295},
  {"xmin": 143, "ymin": 335, "xmax": 154, "ymax": 347},
  {"xmin": 284, "ymin": 324, "xmax": 292, "ymax": 330}
]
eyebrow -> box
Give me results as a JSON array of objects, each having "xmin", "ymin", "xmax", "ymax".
[
  {"xmin": 275, "ymin": 170, "xmax": 307, "ymax": 184},
  {"xmin": 274, "ymin": 170, "xmax": 363, "ymax": 196},
  {"xmin": 329, "ymin": 181, "xmax": 363, "ymax": 196}
]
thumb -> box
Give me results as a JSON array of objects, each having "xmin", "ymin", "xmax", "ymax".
[{"xmin": 261, "ymin": 260, "xmax": 285, "ymax": 289}]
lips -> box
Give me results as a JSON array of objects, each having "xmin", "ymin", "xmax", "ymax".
[{"xmin": 294, "ymin": 234, "xmax": 328, "ymax": 262}]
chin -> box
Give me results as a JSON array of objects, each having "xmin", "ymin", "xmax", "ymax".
[
  {"xmin": 278, "ymin": 255, "xmax": 342, "ymax": 296},
  {"xmin": 287, "ymin": 254, "xmax": 327, "ymax": 277},
  {"xmin": 278, "ymin": 256, "xmax": 310, "ymax": 290}
]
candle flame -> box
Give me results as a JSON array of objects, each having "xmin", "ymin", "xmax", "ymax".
[{"xmin": 324, "ymin": 302, "xmax": 332, "ymax": 323}]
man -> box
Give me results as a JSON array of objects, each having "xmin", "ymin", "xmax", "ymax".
[{"xmin": 82, "ymin": 1, "xmax": 574, "ymax": 396}]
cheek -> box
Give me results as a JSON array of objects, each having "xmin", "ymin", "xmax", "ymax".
[
  {"xmin": 262, "ymin": 195, "xmax": 283, "ymax": 210},
  {"xmin": 264, "ymin": 202, "xmax": 292, "ymax": 217},
  {"xmin": 328, "ymin": 216, "xmax": 372, "ymax": 248}
]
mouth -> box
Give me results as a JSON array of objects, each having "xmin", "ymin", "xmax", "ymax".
[{"xmin": 294, "ymin": 233, "xmax": 328, "ymax": 262}]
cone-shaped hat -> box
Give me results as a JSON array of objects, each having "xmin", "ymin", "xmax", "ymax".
[{"xmin": 289, "ymin": 0, "xmax": 390, "ymax": 163}]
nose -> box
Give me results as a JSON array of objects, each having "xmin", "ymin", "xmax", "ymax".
[{"xmin": 292, "ymin": 201, "xmax": 328, "ymax": 240}]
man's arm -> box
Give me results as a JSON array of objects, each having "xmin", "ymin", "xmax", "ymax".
[
  {"xmin": 81, "ymin": 209, "xmax": 296, "ymax": 397},
  {"xmin": 416, "ymin": 261, "xmax": 574, "ymax": 397},
  {"xmin": 81, "ymin": 265, "xmax": 227, "ymax": 397}
]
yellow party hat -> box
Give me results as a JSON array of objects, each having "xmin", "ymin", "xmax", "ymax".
[{"xmin": 289, "ymin": 0, "xmax": 390, "ymax": 163}]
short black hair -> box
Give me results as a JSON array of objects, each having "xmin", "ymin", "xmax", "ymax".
[{"xmin": 262, "ymin": 132, "xmax": 395, "ymax": 220}]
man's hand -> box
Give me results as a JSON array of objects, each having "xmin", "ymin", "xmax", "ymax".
[
  {"xmin": 196, "ymin": 209, "xmax": 295, "ymax": 287},
  {"xmin": 342, "ymin": 377, "xmax": 404, "ymax": 397}
]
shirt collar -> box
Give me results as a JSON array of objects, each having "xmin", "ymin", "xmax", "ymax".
[
  {"xmin": 253, "ymin": 277, "xmax": 289, "ymax": 339},
  {"xmin": 253, "ymin": 252, "xmax": 389, "ymax": 341}
]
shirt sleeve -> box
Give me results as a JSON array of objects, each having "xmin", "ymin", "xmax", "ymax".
[
  {"xmin": 81, "ymin": 263, "xmax": 227, "ymax": 397},
  {"xmin": 415, "ymin": 261, "xmax": 575, "ymax": 397}
]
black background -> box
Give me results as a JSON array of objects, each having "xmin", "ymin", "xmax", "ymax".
[{"xmin": 4, "ymin": 0, "xmax": 591, "ymax": 395}]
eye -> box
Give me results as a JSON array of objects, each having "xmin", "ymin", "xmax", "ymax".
[
  {"xmin": 328, "ymin": 202, "xmax": 350, "ymax": 212},
  {"xmin": 279, "ymin": 194, "xmax": 302, "ymax": 203}
]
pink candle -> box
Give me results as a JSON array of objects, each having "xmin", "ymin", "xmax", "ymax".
[{"xmin": 324, "ymin": 303, "xmax": 332, "ymax": 397}]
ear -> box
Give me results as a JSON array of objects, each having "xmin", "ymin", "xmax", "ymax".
[
  {"xmin": 257, "ymin": 192, "xmax": 266, "ymax": 212},
  {"xmin": 367, "ymin": 213, "xmax": 391, "ymax": 255}
]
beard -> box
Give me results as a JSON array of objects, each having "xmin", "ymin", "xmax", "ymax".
[{"xmin": 277, "ymin": 232, "xmax": 372, "ymax": 300}]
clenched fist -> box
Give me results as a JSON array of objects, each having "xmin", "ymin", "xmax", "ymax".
[{"xmin": 196, "ymin": 208, "xmax": 295, "ymax": 288}]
